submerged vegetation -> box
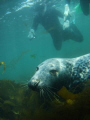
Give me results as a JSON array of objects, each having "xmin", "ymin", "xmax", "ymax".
[
  {"xmin": 0, "ymin": 50, "xmax": 37, "ymax": 73},
  {"xmin": 0, "ymin": 62, "xmax": 6, "ymax": 74},
  {"xmin": 0, "ymin": 79, "xmax": 90, "ymax": 120}
]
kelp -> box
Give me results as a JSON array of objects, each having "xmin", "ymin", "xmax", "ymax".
[
  {"xmin": 0, "ymin": 61, "xmax": 6, "ymax": 74},
  {"xmin": 30, "ymin": 54, "xmax": 36, "ymax": 59},
  {"xmin": 0, "ymin": 79, "xmax": 90, "ymax": 120},
  {"xmin": 7, "ymin": 49, "xmax": 31, "ymax": 69}
]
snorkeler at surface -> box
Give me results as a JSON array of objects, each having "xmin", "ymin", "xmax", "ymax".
[{"xmin": 28, "ymin": 1, "xmax": 83, "ymax": 50}]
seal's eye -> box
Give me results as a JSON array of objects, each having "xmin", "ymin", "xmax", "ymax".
[
  {"xmin": 50, "ymin": 70, "xmax": 58, "ymax": 75},
  {"xmin": 36, "ymin": 67, "xmax": 39, "ymax": 71}
]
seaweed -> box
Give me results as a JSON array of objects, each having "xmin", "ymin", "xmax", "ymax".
[
  {"xmin": 0, "ymin": 79, "xmax": 90, "ymax": 120},
  {"xmin": 0, "ymin": 61, "xmax": 6, "ymax": 74}
]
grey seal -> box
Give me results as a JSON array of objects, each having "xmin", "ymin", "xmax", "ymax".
[{"xmin": 28, "ymin": 54, "xmax": 90, "ymax": 94}]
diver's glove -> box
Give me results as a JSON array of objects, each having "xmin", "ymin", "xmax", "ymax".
[
  {"xmin": 64, "ymin": 4, "xmax": 70, "ymax": 21},
  {"xmin": 28, "ymin": 29, "xmax": 35, "ymax": 40},
  {"xmin": 63, "ymin": 20, "xmax": 70, "ymax": 30},
  {"xmin": 63, "ymin": 4, "xmax": 71, "ymax": 30}
]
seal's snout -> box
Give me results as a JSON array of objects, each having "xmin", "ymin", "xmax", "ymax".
[{"xmin": 28, "ymin": 79, "xmax": 40, "ymax": 91}]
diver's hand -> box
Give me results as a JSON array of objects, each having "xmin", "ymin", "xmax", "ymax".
[
  {"xmin": 63, "ymin": 4, "xmax": 70, "ymax": 30},
  {"xmin": 64, "ymin": 4, "xmax": 70, "ymax": 21},
  {"xmin": 28, "ymin": 29, "xmax": 35, "ymax": 40},
  {"xmin": 63, "ymin": 20, "xmax": 70, "ymax": 30}
]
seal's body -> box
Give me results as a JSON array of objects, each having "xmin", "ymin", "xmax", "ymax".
[{"xmin": 28, "ymin": 54, "xmax": 90, "ymax": 93}]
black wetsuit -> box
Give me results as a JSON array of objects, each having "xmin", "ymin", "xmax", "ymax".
[
  {"xmin": 66, "ymin": 0, "xmax": 70, "ymax": 4},
  {"xmin": 32, "ymin": 8, "xmax": 83, "ymax": 50}
]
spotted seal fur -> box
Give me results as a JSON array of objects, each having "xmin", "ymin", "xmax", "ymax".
[{"xmin": 28, "ymin": 54, "xmax": 90, "ymax": 94}]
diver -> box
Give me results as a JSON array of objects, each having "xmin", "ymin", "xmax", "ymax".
[{"xmin": 28, "ymin": 2, "xmax": 83, "ymax": 50}]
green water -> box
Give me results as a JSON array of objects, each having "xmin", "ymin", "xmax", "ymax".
[{"xmin": 0, "ymin": 0, "xmax": 90, "ymax": 83}]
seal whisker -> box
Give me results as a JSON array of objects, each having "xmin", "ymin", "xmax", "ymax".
[
  {"xmin": 20, "ymin": 81, "xmax": 28, "ymax": 87},
  {"xmin": 20, "ymin": 84, "xmax": 28, "ymax": 88},
  {"xmin": 45, "ymin": 86, "xmax": 60, "ymax": 101},
  {"xmin": 47, "ymin": 85, "xmax": 58, "ymax": 91},
  {"xmin": 43, "ymin": 86, "xmax": 53, "ymax": 101},
  {"xmin": 47, "ymin": 87, "xmax": 60, "ymax": 100},
  {"xmin": 21, "ymin": 84, "xmax": 27, "ymax": 86},
  {"xmin": 40, "ymin": 88, "xmax": 45, "ymax": 99}
]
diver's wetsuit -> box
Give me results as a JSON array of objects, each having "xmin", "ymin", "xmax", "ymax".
[
  {"xmin": 66, "ymin": 0, "xmax": 70, "ymax": 4},
  {"xmin": 31, "ymin": 8, "xmax": 83, "ymax": 50}
]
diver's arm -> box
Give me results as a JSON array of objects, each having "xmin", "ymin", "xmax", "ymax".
[
  {"xmin": 65, "ymin": 0, "xmax": 71, "ymax": 5},
  {"xmin": 28, "ymin": 15, "xmax": 39, "ymax": 40},
  {"xmin": 63, "ymin": 0, "xmax": 71, "ymax": 30},
  {"xmin": 64, "ymin": 0, "xmax": 71, "ymax": 20},
  {"xmin": 58, "ymin": 11, "xmax": 64, "ymax": 18},
  {"xmin": 31, "ymin": 15, "xmax": 39, "ymax": 31},
  {"xmin": 64, "ymin": 4, "xmax": 70, "ymax": 21},
  {"xmin": 53, "ymin": 9, "xmax": 64, "ymax": 18}
]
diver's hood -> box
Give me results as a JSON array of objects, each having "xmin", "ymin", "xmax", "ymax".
[{"xmin": 34, "ymin": 2, "xmax": 45, "ymax": 12}]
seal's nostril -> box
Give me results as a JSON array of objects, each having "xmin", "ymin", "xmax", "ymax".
[
  {"xmin": 28, "ymin": 80, "xmax": 40, "ymax": 90},
  {"xmin": 34, "ymin": 81, "xmax": 39, "ymax": 86}
]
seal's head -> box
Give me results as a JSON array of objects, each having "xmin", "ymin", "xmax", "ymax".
[{"xmin": 28, "ymin": 58, "xmax": 65, "ymax": 92}]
